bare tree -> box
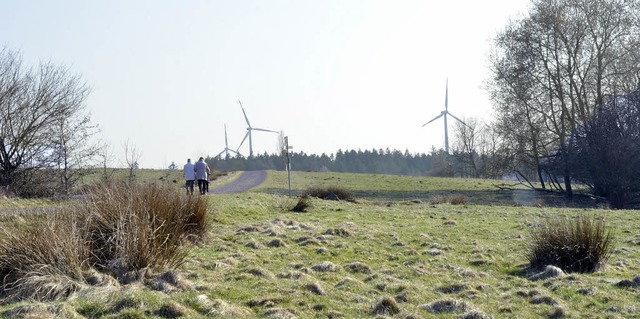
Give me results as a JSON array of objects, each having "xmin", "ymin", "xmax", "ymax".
[
  {"xmin": 123, "ymin": 140, "xmax": 142, "ymax": 184},
  {"xmin": 51, "ymin": 115, "xmax": 100, "ymax": 195},
  {"xmin": 97, "ymin": 141, "xmax": 116, "ymax": 183},
  {"xmin": 0, "ymin": 47, "xmax": 94, "ymax": 196},
  {"xmin": 489, "ymin": 0, "xmax": 640, "ymax": 198}
]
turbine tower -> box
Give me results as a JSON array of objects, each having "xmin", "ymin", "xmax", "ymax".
[
  {"xmin": 215, "ymin": 124, "xmax": 240, "ymax": 159},
  {"xmin": 421, "ymin": 79, "xmax": 468, "ymax": 154},
  {"xmin": 236, "ymin": 100, "xmax": 278, "ymax": 157}
]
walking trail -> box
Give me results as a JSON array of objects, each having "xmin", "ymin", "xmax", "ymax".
[{"xmin": 210, "ymin": 170, "xmax": 267, "ymax": 194}]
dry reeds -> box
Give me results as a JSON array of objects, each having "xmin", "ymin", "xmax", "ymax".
[{"xmin": 527, "ymin": 216, "xmax": 615, "ymax": 273}]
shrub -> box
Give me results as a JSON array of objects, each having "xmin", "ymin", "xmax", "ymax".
[
  {"xmin": 303, "ymin": 186, "xmax": 355, "ymax": 202},
  {"xmin": 449, "ymin": 195, "xmax": 466, "ymax": 205},
  {"xmin": 290, "ymin": 196, "xmax": 311, "ymax": 212},
  {"xmin": 83, "ymin": 181, "xmax": 209, "ymax": 277},
  {"xmin": 0, "ymin": 210, "xmax": 89, "ymax": 302},
  {"xmin": 527, "ymin": 216, "xmax": 614, "ymax": 273}
]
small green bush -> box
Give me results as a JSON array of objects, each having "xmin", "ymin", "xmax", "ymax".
[
  {"xmin": 303, "ymin": 186, "xmax": 355, "ymax": 202},
  {"xmin": 527, "ymin": 216, "xmax": 615, "ymax": 273}
]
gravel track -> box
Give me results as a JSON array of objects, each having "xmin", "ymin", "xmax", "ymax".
[{"xmin": 210, "ymin": 170, "xmax": 267, "ymax": 194}]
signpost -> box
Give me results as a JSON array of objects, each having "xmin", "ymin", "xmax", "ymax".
[{"xmin": 284, "ymin": 136, "xmax": 293, "ymax": 197}]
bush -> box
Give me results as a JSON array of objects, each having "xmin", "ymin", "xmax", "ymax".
[
  {"xmin": 83, "ymin": 181, "xmax": 209, "ymax": 276},
  {"xmin": 0, "ymin": 210, "xmax": 89, "ymax": 302},
  {"xmin": 527, "ymin": 216, "xmax": 614, "ymax": 273},
  {"xmin": 303, "ymin": 186, "xmax": 355, "ymax": 202},
  {"xmin": 290, "ymin": 196, "xmax": 311, "ymax": 212}
]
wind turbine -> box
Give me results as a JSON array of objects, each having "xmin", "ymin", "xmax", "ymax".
[
  {"xmin": 215, "ymin": 124, "xmax": 241, "ymax": 159},
  {"xmin": 236, "ymin": 100, "xmax": 278, "ymax": 157},
  {"xmin": 421, "ymin": 79, "xmax": 468, "ymax": 154}
]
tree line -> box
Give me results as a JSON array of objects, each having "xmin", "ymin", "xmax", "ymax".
[{"xmin": 208, "ymin": 149, "xmax": 435, "ymax": 176}]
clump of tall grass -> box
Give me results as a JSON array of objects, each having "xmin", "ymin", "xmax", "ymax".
[
  {"xmin": 290, "ymin": 195, "xmax": 311, "ymax": 212},
  {"xmin": 527, "ymin": 216, "xmax": 615, "ymax": 273},
  {"xmin": 0, "ymin": 211, "xmax": 89, "ymax": 302},
  {"xmin": 0, "ymin": 181, "xmax": 209, "ymax": 302},
  {"xmin": 303, "ymin": 186, "xmax": 355, "ymax": 202},
  {"xmin": 83, "ymin": 181, "xmax": 209, "ymax": 279}
]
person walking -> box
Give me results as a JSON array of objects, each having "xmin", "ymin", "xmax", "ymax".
[
  {"xmin": 183, "ymin": 158, "xmax": 196, "ymax": 195},
  {"xmin": 194, "ymin": 157, "xmax": 210, "ymax": 195}
]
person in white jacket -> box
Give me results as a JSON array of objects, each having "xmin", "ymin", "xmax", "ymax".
[
  {"xmin": 194, "ymin": 157, "xmax": 211, "ymax": 194},
  {"xmin": 183, "ymin": 158, "xmax": 196, "ymax": 195}
]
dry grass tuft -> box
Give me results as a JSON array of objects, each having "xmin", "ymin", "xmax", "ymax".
[
  {"xmin": 436, "ymin": 284, "xmax": 467, "ymax": 294},
  {"xmin": 549, "ymin": 306, "xmax": 567, "ymax": 318},
  {"xmin": 530, "ymin": 296, "xmax": 559, "ymax": 305},
  {"xmin": 615, "ymin": 276, "xmax": 640, "ymax": 288},
  {"xmin": 458, "ymin": 309, "xmax": 492, "ymax": 319},
  {"xmin": 147, "ymin": 270, "xmax": 193, "ymax": 293},
  {"xmin": 267, "ymin": 238, "xmax": 288, "ymax": 248},
  {"xmin": 371, "ymin": 296, "xmax": 400, "ymax": 315},
  {"xmin": 290, "ymin": 195, "xmax": 311, "ymax": 212},
  {"xmin": 305, "ymin": 282, "xmax": 325, "ymax": 295},
  {"xmin": 345, "ymin": 262, "xmax": 372, "ymax": 274},
  {"xmin": 154, "ymin": 301, "xmax": 196, "ymax": 318},
  {"xmin": 443, "ymin": 220, "xmax": 458, "ymax": 226},
  {"xmin": 0, "ymin": 211, "xmax": 88, "ymax": 302},
  {"xmin": 421, "ymin": 299, "xmax": 468, "ymax": 314},
  {"xmin": 312, "ymin": 261, "xmax": 340, "ymax": 272},
  {"xmin": 206, "ymin": 298, "xmax": 252, "ymax": 318},
  {"xmin": 527, "ymin": 216, "xmax": 615, "ymax": 273},
  {"xmin": 324, "ymin": 227, "xmax": 353, "ymax": 237},
  {"xmin": 264, "ymin": 308, "xmax": 297, "ymax": 319},
  {"xmin": 449, "ymin": 195, "xmax": 466, "ymax": 205},
  {"xmin": 84, "ymin": 181, "xmax": 209, "ymax": 276}
]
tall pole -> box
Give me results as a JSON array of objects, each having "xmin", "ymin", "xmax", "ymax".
[
  {"xmin": 444, "ymin": 79, "xmax": 449, "ymax": 154},
  {"xmin": 285, "ymin": 136, "xmax": 292, "ymax": 197}
]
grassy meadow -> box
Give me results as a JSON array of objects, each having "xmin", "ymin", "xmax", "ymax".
[{"xmin": 0, "ymin": 170, "xmax": 639, "ymax": 318}]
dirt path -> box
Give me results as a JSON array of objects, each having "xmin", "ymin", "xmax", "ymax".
[{"xmin": 210, "ymin": 170, "xmax": 267, "ymax": 194}]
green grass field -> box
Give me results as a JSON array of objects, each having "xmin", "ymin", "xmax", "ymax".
[{"xmin": 0, "ymin": 170, "xmax": 638, "ymax": 318}]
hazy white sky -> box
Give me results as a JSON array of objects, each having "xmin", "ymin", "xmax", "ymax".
[{"xmin": 2, "ymin": 1, "xmax": 529, "ymax": 169}]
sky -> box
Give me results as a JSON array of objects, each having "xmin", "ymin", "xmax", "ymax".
[{"xmin": 1, "ymin": 0, "xmax": 530, "ymax": 169}]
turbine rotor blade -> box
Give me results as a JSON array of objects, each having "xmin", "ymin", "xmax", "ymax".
[
  {"xmin": 215, "ymin": 150, "xmax": 225, "ymax": 158},
  {"xmin": 422, "ymin": 113, "xmax": 444, "ymax": 127},
  {"xmin": 237, "ymin": 132, "xmax": 250, "ymax": 151},
  {"xmin": 239, "ymin": 100, "xmax": 251, "ymax": 127},
  {"xmin": 448, "ymin": 112, "xmax": 470, "ymax": 128},
  {"xmin": 224, "ymin": 124, "xmax": 229, "ymax": 147},
  {"xmin": 445, "ymin": 79, "xmax": 449, "ymax": 111},
  {"xmin": 252, "ymin": 128, "xmax": 278, "ymax": 133}
]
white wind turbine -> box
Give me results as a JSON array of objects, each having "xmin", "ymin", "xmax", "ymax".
[
  {"xmin": 236, "ymin": 100, "xmax": 278, "ymax": 157},
  {"xmin": 421, "ymin": 79, "xmax": 468, "ymax": 154},
  {"xmin": 215, "ymin": 124, "xmax": 241, "ymax": 159}
]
